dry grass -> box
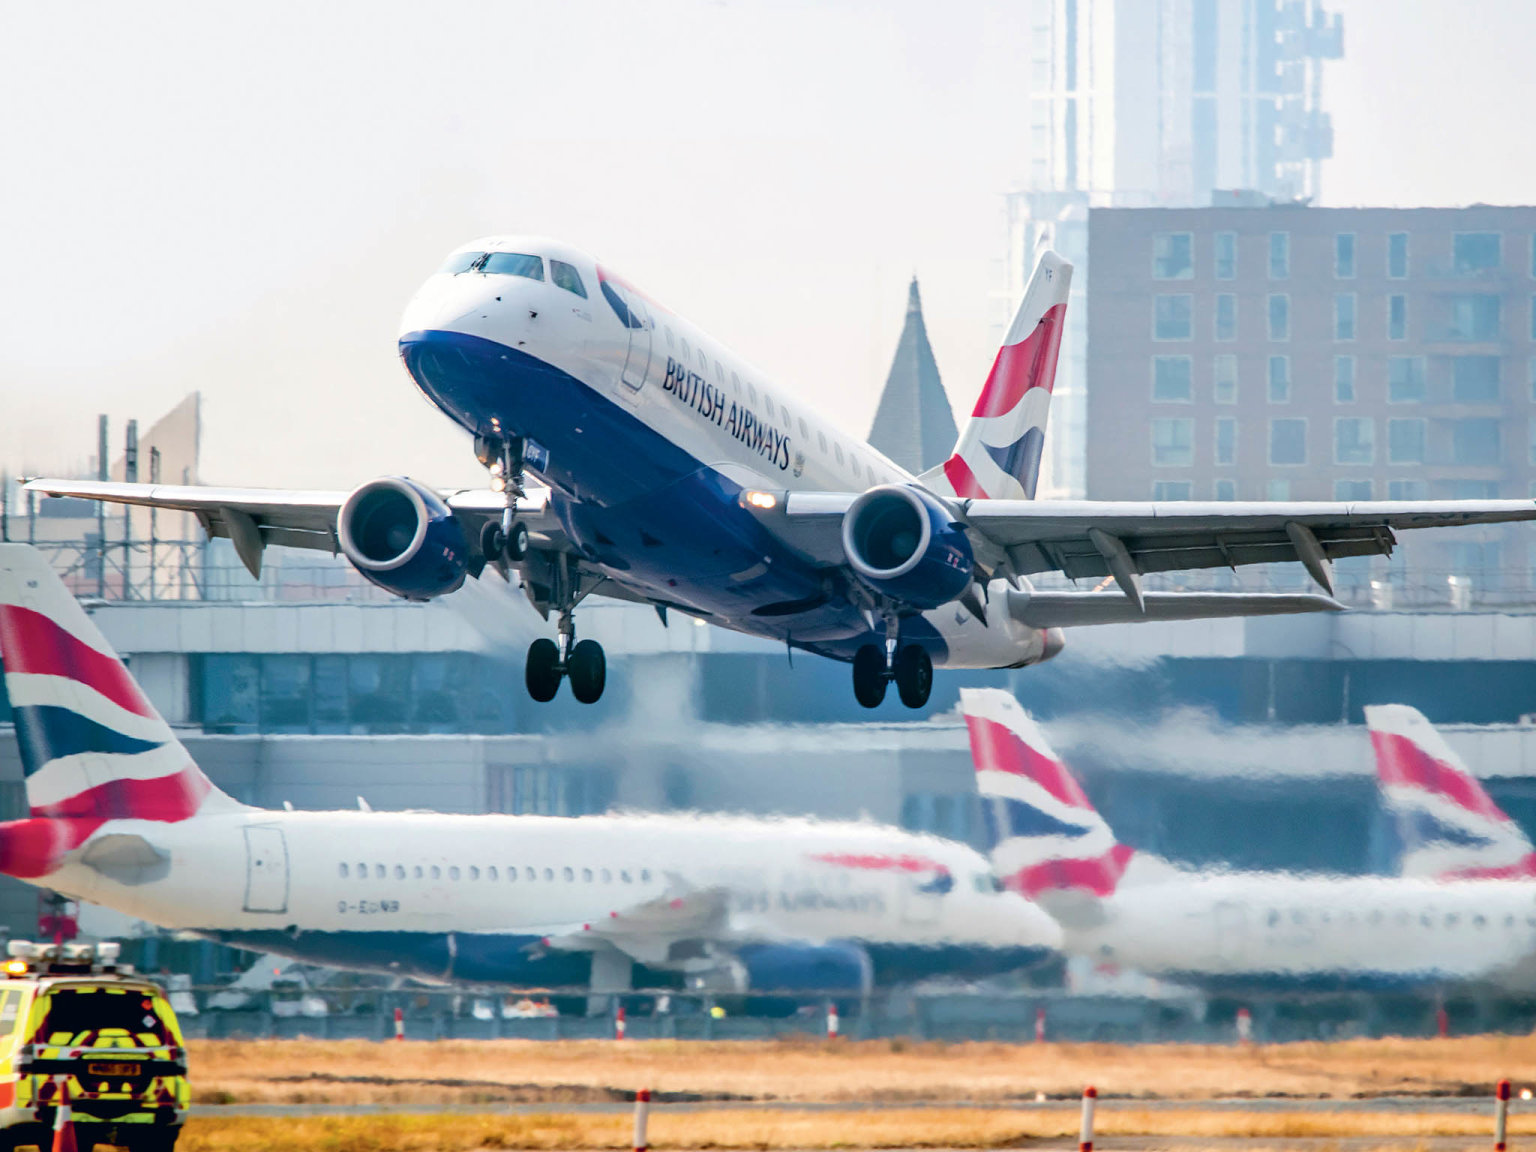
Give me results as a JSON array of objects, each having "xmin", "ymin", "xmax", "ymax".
[
  {"xmin": 188, "ymin": 1035, "xmax": 1536, "ymax": 1107},
  {"xmin": 169, "ymin": 1107, "xmax": 1536, "ymax": 1150}
]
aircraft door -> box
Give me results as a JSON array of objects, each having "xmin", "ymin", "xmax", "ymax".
[
  {"xmin": 619, "ymin": 288, "xmax": 653, "ymax": 391},
  {"xmin": 242, "ymin": 825, "xmax": 290, "ymax": 914}
]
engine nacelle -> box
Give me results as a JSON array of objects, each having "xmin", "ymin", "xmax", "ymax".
[
  {"xmin": 841, "ymin": 485, "xmax": 974, "ymax": 610},
  {"xmin": 337, "ymin": 477, "xmax": 469, "ymax": 601},
  {"xmin": 736, "ymin": 942, "xmax": 873, "ymax": 994}
]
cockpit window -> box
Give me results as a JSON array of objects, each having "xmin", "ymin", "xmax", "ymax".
[
  {"xmin": 551, "ymin": 260, "xmax": 588, "ymax": 298},
  {"xmin": 438, "ymin": 251, "xmax": 486, "ymax": 275},
  {"xmin": 480, "ymin": 253, "xmax": 545, "ymax": 280}
]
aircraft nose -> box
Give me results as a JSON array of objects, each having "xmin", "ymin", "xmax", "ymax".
[{"xmin": 399, "ymin": 276, "xmax": 518, "ymax": 339}]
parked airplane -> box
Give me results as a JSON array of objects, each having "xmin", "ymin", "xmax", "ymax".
[
  {"xmin": 28, "ymin": 242, "xmax": 1536, "ymax": 707},
  {"xmin": 1367, "ymin": 703, "xmax": 1536, "ymax": 881},
  {"xmin": 960, "ymin": 688, "xmax": 1536, "ymax": 993},
  {"xmin": 0, "ymin": 545, "xmax": 1058, "ymax": 995}
]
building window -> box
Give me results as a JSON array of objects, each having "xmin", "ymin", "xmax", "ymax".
[
  {"xmin": 1153, "ymin": 233, "xmax": 1194, "ymax": 279},
  {"xmin": 1453, "ymin": 232, "xmax": 1501, "ymax": 275},
  {"xmin": 1388, "ymin": 232, "xmax": 1409, "ymax": 278},
  {"xmin": 1452, "ymin": 356, "xmax": 1501, "ymax": 403},
  {"xmin": 1335, "ymin": 233, "xmax": 1356, "ymax": 279},
  {"xmin": 1268, "ymin": 231, "xmax": 1290, "ymax": 279},
  {"xmin": 1152, "ymin": 480, "xmax": 1192, "ymax": 500},
  {"xmin": 1530, "ymin": 420, "xmax": 1536, "ymax": 465},
  {"xmin": 1152, "ymin": 356, "xmax": 1193, "ymax": 401},
  {"xmin": 1334, "ymin": 293, "xmax": 1356, "ymax": 341},
  {"xmin": 1388, "ymin": 295, "xmax": 1408, "ymax": 340},
  {"xmin": 1268, "ymin": 294, "xmax": 1289, "ymax": 340},
  {"xmin": 1530, "ymin": 356, "xmax": 1536, "ymax": 401},
  {"xmin": 1154, "ymin": 295, "xmax": 1193, "ymax": 340},
  {"xmin": 1151, "ymin": 418, "xmax": 1194, "ymax": 466},
  {"xmin": 1213, "ymin": 354, "xmax": 1237, "ymax": 403},
  {"xmin": 1334, "ymin": 355, "xmax": 1356, "ymax": 402},
  {"xmin": 1269, "ymin": 419, "xmax": 1307, "ymax": 465},
  {"xmin": 1445, "ymin": 480, "xmax": 1499, "ymax": 500},
  {"xmin": 1335, "ymin": 417, "xmax": 1375, "ymax": 465},
  {"xmin": 1390, "ymin": 479, "xmax": 1428, "ymax": 500},
  {"xmin": 1531, "ymin": 295, "xmax": 1536, "ymax": 340},
  {"xmin": 1214, "ymin": 231, "xmax": 1236, "ymax": 279},
  {"xmin": 1214, "ymin": 417, "xmax": 1236, "ymax": 465},
  {"xmin": 1452, "ymin": 418, "xmax": 1500, "ymax": 464},
  {"xmin": 1267, "ymin": 355, "xmax": 1291, "ymax": 402},
  {"xmin": 1388, "ymin": 356, "xmax": 1426, "ymax": 402},
  {"xmin": 1388, "ymin": 418, "xmax": 1426, "ymax": 464},
  {"xmin": 1449, "ymin": 294, "xmax": 1500, "ymax": 340},
  {"xmin": 1214, "ymin": 479, "xmax": 1237, "ymax": 500},
  {"xmin": 1214, "ymin": 293, "xmax": 1237, "ymax": 341},
  {"xmin": 1335, "ymin": 479, "xmax": 1373, "ymax": 500}
]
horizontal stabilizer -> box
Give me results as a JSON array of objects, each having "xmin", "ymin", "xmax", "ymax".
[{"xmin": 1007, "ymin": 590, "xmax": 1343, "ymax": 629}]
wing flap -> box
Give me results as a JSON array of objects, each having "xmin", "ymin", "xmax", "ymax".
[
  {"xmin": 540, "ymin": 885, "xmax": 731, "ymax": 966},
  {"xmin": 1008, "ymin": 590, "xmax": 1343, "ymax": 628}
]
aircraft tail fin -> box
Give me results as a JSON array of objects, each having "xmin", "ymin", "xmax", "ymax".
[
  {"xmin": 921, "ymin": 251, "xmax": 1071, "ymax": 501},
  {"xmin": 1365, "ymin": 703, "xmax": 1536, "ymax": 881},
  {"xmin": 0, "ymin": 545, "xmax": 242, "ymax": 878},
  {"xmin": 960, "ymin": 687, "xmax": 1132, "ymax": 901}
]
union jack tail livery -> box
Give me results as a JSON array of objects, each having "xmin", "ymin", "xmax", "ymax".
[
  {"xmin": 960, "ymin": 687, "xmax": 1131, "ymax": 901},
  {"xmin": 923, "ymin": 250, "xmax": 1071, "ymax": 501},
  {"xmin": 0, "ymin": 545, "xmax": 242, "ymax": 878},
  {"xmin": 1365, "ymin": 704, "xmax": 1536, "ymax": 882}
]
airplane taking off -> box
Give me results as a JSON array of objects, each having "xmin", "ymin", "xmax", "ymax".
[
  {"xmin": 1367, "ymin": 704, "xmax": 1536, "ymax": 881},
  {"xmin": 960, "ymin": 688, "xmax": 1536, "ymax": 994},
  {"xmin": 0, "ymin": 545, "xmax": 1058, "ymax": 996},
  {"xmin": 29, "ymin": 240, "xmax": 1536, "ymax": 707}
]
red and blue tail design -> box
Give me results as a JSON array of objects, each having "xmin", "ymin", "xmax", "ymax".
[
  {"xmin": 1365, "ymin": 704, "xmax": 1536, "ymax": 882},
  {"xmin": 924, "ymin": 251, "xmax": 1071, "ymax": 501},
  {"xmin": 960, "ymin": 687, "xmax": 1131, "ymax": 899},
  {"xmin": 0, "ymin": 545, "xmax": 238, "ymax": 878}
]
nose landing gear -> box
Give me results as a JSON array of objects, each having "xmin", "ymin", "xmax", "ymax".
[
  {"xmin": 476, "ymin": 434, "xmax": 529, "ymax": 564},
  {"xmin": 852, "ymin": 612, "xmax": 933, "ymax": 710}
]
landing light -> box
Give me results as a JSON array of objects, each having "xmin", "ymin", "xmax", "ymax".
[{"xmin": 742, "ymin": 491, "xmax": 777, "ymax": 511}]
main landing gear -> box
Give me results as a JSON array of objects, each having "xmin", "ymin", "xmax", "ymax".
[
  {"xmin": 852, "ymin": 613, "xmax": 932, "ymax": 710},
  {"xmin": 526, "ymin": 607, "xmax": 607, "ymax": 705}
]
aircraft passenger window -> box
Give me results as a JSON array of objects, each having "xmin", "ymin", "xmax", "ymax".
[
  {"xmin": 488, "ymin": 867, "xmax": 498, "ymax": 881},
  {"xmin": 338, "ymin": 863, "xmax": 349, "ymax": 878},
  {"xmin": 747, "ymin": 382, "xmax": 758, "ymax": 404},
  {"xmin": 601, "ymin": 869, "xmax": 612, "ymax": 883},
  {"xmin": 835, "ymin": 444, "xmax": 844, "ymax": 466},
  {"xmin": 1474, "ymin": 914, "xmax": 1487, "ymax": 928},
  {"xmin": 1446, "ymin": 913, "xmax": 1459, "ymax": 927},
  {"xmin": 697, "ymin": 349, "xmax": 708, "ymax": 373},
  {"xmin": 621, "ymin": 870, "xmax": 632, "ymax": 883},
  {"xmin": 1266, "ymin": 910, "xmax": 1280, "ymax": 927},
  {"xmin": 1421, "ymin": 913, "xmax": 1433, "ymax": 927},
  {"xmin": 449, "ymin": 866, "xmax": 460, "ymax": 881},
  {"xmin": 526, "ymin": 867, "xmax": 536, "ymax": 881},
  {"xmin": 1527, "ymin": 916, "xmax": 1536, "ymax": 928},
  {"xmin": 799, "ymin": 418, "xmax": 808, "ymax": 438},
  {"xmin": 414, "ymin": 866, "xmax": 423, "ymax": 879},
  {"xmin": 543, "ymin": 868, "xmax": 554, "ymax": 881},
  {"xmin": 357, "ymin": 861, "xmax": 367, "ymax": 878},
  {"xmin": 1368, "ymin": 910, "xmax": 1383, "ymax": 925},
  {"xmin": 394, "ymin": 865, "xmax": 406, "ymax": 880},
  {"xmin": 583, "ymin": 868, "xmax": 593, "ymax": 882},
  {"xmin": 469, "ymin": 866, "xmax": 480, "ymax": 881},
  {"xmin": 1396, "ymin": 911, "xmax": 1410, "ymax": 925},
  {"xmin": 681, "ymin": 339, "xmax": 692, "ymax": 361},
  {"xmin": 1506, "ymin": 915, "xmax": 1515, "ymax": 928},
  {"xmin": 507, "ymin": 867, "xmax": 517, "ymax": 882},
  {"xmin": 715, "ymin": 360, "xmax": 725, "ymax": 381},
  {"xmin": 781, "ymin": 405, "xmax": 790, "ymax": 425},
  {"xmin": 430, "ymin": 865, "xmax": 441, "ymax": 880},
  {"xmin": 665, "ymin": 328, "xmax": 675, "ymax": 350},
  {"xmin": 731, "ymin": 372, "xmax": 742, "ymax": 392},
  {"xmin": 563, "ymin": 867, "xmax": 574, "ymax": 882},
  {"xmin": 374, "ymin": 864, "xmax": 385, "ymax": 879},
  {"xmin": 641, "ymin": 869, "xmax": 651, "ymax": 883},
  {"xmin": 550, "ymin": 260, "xmax": 587, "ymax": 298},
  {"xmin": 1290, "ymin": 910, "xmax": 1305, "ymax": 925},
  {"xmin": 818, "ymin": 432, "xmax": 828, "ymax": 453},
  {"xmin": 438, "ymin": 251, "xmax": 485, "ymax": 275},
  {"xmin": 479, "ymin": 252, "xmax": 545, "ymax": 280}
]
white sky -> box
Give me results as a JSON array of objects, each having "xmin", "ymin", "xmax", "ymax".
[{"xmin": 1, "ymin": 0, "xmax": 1533, "ymax": 488}]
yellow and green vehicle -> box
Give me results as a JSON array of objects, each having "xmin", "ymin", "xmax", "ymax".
[{"xmin": 0, "ymin": 941, "xmax": 187, "ymax": 1152}]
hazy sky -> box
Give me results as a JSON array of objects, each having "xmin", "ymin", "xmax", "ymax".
[{"xmin": 2, "ymin": 0, "xmax": 1533, "ymax": 489}]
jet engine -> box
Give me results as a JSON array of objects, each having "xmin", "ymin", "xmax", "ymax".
[
  {"xmin": 841, "ymin": 485, "xmax": 973, "ymax": 610},
  {"xmin": 337, "ymin": 477, "xmax": 469, "ymax": 600},
  {"xmin": 736, "ymin": 941, "xmax": 873, "ymax": 994}
]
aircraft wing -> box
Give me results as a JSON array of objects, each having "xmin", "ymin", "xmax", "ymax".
[
  {"xmin": 539, "ymin": 884, "xmax": 733, "ymax": 967},
  {"xmin": 1008, "ymin": 590, "xmax": 1342, "ymax": 628}
]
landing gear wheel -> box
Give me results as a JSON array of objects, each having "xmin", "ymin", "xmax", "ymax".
[
  {"xmin": 480, "ymin": 521, "xmax": 506, "ymax": 563},
  {"xmin": 505, "ymin": 520, "xmax": 529, "ymax": 562},
  {"xmin": 566, "ymin": 638, "xmax": 607, "ymax": 704},
  {"xmin": 852, "ymin": 644, "xmax": 888, "ymax": 709},
  {"xmin": 525, "ymin": 637, "xmax": 563, "ymax": 702},
  {"xmin": 893, "ymin": 644, "xmax": 933, "ymax": 709}
]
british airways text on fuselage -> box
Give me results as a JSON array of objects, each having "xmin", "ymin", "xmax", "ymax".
[{"xmin": 660, "ymin": 356, "xmax": 792, "ymax": 472}]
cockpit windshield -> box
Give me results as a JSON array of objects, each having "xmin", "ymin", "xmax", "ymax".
[
  {"xmin": 438, "ymin": 251, "xmax": 485, "ymax": 275},
  {"xmin": 480, "ymin": 253, "xmax": 545, "ymax": 280}
]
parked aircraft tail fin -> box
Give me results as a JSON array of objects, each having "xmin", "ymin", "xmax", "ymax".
[
  {"xmin": 1365, "ymin": 703, "xmax": 1536, "ymax": 881},
  {"xmin": 0, "ymin": 545, "xmax": 242, "ymax": 878},
  {"xmin": 921, "ymin": 251, "xmax": 1071, "ymax": 501},
  {"xmin": 960, "ymin": 687, "xmax": 1131, "ymax": 901}
]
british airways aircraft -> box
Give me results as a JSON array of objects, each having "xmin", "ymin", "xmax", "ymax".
[
  {"xmin": 28, "ymin": 240, "xmax": 1536, "ymax": 706},
  {"xmin": 0, "ymin": 545, "xmax": 1058, "ymax": 996},
  {"xmin": 961, "ymin": 688, "xmax": 1536, "ymax": 994}
]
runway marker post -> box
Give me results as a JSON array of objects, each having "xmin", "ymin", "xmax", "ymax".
[
  {"xmin": 633, "ymin": 1087, "xmax": 651, "ymax": 1152},
  {"xmin": 616, "ymin": 1004, "xmax": 628, "ymax": 1040},
  {"xmin": 1078, "ymin": 1085, "xmax": 1096, "ymax": 1152},
  {"xmin": 393, "ymin": 1007, "xmax": 404, "ymax": 1041},
  {"xmin": 1495, "ymin": 1078, "xmax": 1511, "ymax": 1152},
  {"xmin": 826, "ymin": 999, "xmax": 839, "ymax": 1039},
  {"xmin": 1235, "ymin": 1006, "xmax": 1253, "ymax": 1045},
  {"xmin": 1034, "ymin": 1006, "xmax": 1046, "ymax": 1043}
]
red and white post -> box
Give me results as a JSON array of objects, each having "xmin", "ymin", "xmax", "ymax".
[
  {"xmin": 826, "ymin": 999, "xmax": 840, "ymax": 1040},
  {"xmin": 393, "ymin": 1007, "xmax": 405, "ymax": 1041},
  {"xmin": 633, "ymin": 1087, "xmax": 651, "ymax": 1152},
  {"xmin": 1078, "ymin": 1085, "xmax": 1097, "ymax": 1152},
  {"xmin": 1235, "ymin": 1006, "xmax": 1253, "ymax": 1046},
  {"xmin": 1495, "ymin": 1078, "xmax": 1512, "ymax": 1152},
  {"xmin": 1034, "ymin": 1006, "xmax": 1047, "ymax": 1043},
  {"xmin": 615, "ymin": 1004, "xmax": 628, "ymax": 1041}
]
